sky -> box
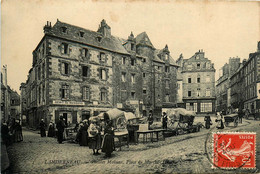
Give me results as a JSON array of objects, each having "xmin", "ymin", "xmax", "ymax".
[{"xmin": 1, "ymin": 0, "xmax": 260, "ymax": 93}]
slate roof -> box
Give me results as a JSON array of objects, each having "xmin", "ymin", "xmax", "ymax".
[
  {"xmin": 46, "ymin": 20, "xmax": 177, "ymax": 66},
  {"xmin": 135, "ymin": 32, "xmax": 154, "ymax": 48},
  {"xmin": 49, "ymin": 20, "xmax": 129, "ymax": 55}
]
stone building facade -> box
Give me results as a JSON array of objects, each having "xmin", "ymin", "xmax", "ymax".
[
  {"xmin": 226, "ymin": 42, "xmax": 260, "ymax": 116},
  {"xmin": 21, "ymin": 19, "xmax": 178, "ymax": 128},
  {"xmin": 177, "ymin": 50, "xmax": 216, "ymax": 113},
  {"xmin": 216, "ymin": 57, "xmax": 240, "ymax": 112},
  {"xmin": 1, "ymin": 65, "xmax": 21, "ymax": 122}
]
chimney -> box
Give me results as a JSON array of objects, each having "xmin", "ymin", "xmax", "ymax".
[
  {"xmin": 2, "ymin": 65, "xmax": 7, "ymax": 86},
  {"xmin": 43, "ymin": 21, "xmax": 52, "ymax": 33},
  {"xmin": 258, "ymin": 41, "xmax": 260, "ymax": 52},
  {"xmin": 97, "ymin": 19, "xmax": 111, "ymax": 37}
]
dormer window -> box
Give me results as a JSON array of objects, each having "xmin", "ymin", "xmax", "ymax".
[
  {"xmin": 97, "ymin": 36, "xmax": 102, "ymax": 42},
  {"xmin": 197, "ymin": 63, "xmax": 201, "ymax": 69},
  {"xmin": 131, "ymin": 58, "xmax": 135, "ymax": 66},
  {"xmin": 165, "ymin": 54, "xmax": 169, "ymax": 60},
  {"xmin": 131, "ymin": 43, "xmax": 135, "ymax": 51},
  {"xmin": 61, "ymin": 27, "xmax": 67, "ymax": 33},
  {"xmin": 79, "ymin": 31, "xmax": 84, "ymax": 37}
]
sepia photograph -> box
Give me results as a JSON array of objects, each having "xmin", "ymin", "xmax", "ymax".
[{"xmin": 1, "ymin": 0, "xmax": 260, "ymax": 173}]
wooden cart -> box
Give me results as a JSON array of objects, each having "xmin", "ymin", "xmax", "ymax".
[{"xmin": 224, "ymin": 114, "xmax": 238, "ymax": 127}]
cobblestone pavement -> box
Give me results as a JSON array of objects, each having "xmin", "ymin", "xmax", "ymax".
[{"xmin": 7, "ymin": 117, "xmax": 260, "ymax": 174}]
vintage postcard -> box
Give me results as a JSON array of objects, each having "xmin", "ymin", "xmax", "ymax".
[{"xmin": 1, "ymin": 0, "xmax": 260, "ymax": 173}]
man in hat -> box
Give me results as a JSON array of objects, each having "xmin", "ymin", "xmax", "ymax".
[
  {"xmin": 162, "ymin": 112, "xmax": 168, "ymax": 130},
  {"xmin": 148, "ymin": 110, "xmax": 154, "ymax": 130},
  {"xmin": 56, "ymin": 116, "xmax": 66, "ymax": 144},
  {"xmin": 39, "ymin": 119, "xmax": 46, "ymax": 137}
]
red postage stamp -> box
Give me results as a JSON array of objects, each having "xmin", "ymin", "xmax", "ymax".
[{"xmin": 213, "ymin": 132, "xmax": 256, "ymax": 169}]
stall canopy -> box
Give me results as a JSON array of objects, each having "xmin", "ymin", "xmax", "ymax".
[
  {"xmin": 166, "ymin": 108, "xmax": 196, "ymax": 121},
  {"xmin": 107, "ymin": 108, "xmax": 125, "ymax": 120},
  {"xmin": 124, "ymin": 112, "xmax": 136, "ymax": 120}
]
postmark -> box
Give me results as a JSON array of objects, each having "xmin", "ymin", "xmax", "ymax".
[{"xmin": 212, "ymin": 132, "xmax": 256, "ymax": 169}]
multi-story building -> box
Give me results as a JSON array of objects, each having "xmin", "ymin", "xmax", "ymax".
[
  {"xmin": 243, "ymin": 43, "xmax": 260, "ymax": 113},
  {"xmin": 230, "ymin": 61, "xmax": 245, "ymax": 110},
  {"xmin": 229, "ymin": 42, "xmax": 260, "ymax": 116},
  {"xmin": 177, "ymin": 50, "xmax": 216, "ymax": 114},
  {"xmin": 216, "ymin": 57, "xmax": 240, "ymax": 113},
  {"xmin": 20, "ymin": 83, "xmax": 27, "ymax": 125},
  {"xmin": 1, "ymin": 65, "xmax": 21, "ymax": 122},
  {"xmin": 21, "ymin": 19, "xmax": 178, "ymax": 128}
]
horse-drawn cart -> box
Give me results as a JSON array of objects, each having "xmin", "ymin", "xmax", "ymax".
[{"xmin": 224, "ymin": 114, "xmax": 238, "ymax": 127}]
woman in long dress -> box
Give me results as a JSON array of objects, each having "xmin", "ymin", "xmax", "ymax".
[
  {"xmin": 102, "ymin": 113, "xmax": 115, "ymax": 158},
  {"xmin": 40, "ymin": 119, "xmax": 46, "ymax": 137},
  {"xmin": 88, "ymin": 118, "xmax": 102, "ymax": 155},
  {"xmin": 204, "ymin": 113, "xmax": 212, "ymax": 129},
  {"xmin": 216, "ymin": 113, "xmax": 224, "ymax": 129},
  {"xmin": 48, "ymin": 122, "xmax": 55, "ymax": 137},
  {"xmin": 79, "ymin": 120, "xmax": 89, "ymax": 146}
]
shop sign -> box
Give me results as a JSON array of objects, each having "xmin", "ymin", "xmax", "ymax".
[{"xmin": 53, "ymin": 100, "xmax": 85, "ymax": 106}]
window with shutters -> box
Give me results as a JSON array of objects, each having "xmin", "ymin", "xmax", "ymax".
[
  {"xmin": 61, "ymin": 62, "xmax": 69, "ymax": 75},
  {"xmin": 83, "ymin": 87, "xmax": 90, "ymax": 101},
  {"xmin": 100, "ymin": 88, "xmax": 107, "ymax": 102},
  {"xmin": 188, "ymin": 78, "xmax": 191, "ymax": 83},
  {"xmin": 99, "ymin": 52, "xmax": 106, "ymax": 62},
  {"xmin": 122, "ymin": 72, "xmax": 126, "ymax": 82},
  {"xmin": 188, "ymin": 91, "xmax": 192, "ymax": 97},
  {"xmin": 131, "ymin": 74, "xmax": 135, "ymax": 83},
  {"xmin": 100, "ymin": 69, "xmax": 107, "ymax": 80},
  {"xmin": 61, "ymin": 43, "xmax": 68, "ymax": 54},
  {"xmin": 82, "ymin": 66, "xmax": 89, "ymax": 77},
  {"xmin": 61, "ymin": 85, "xmax": 70, "ymax": 100},
  {"xmin": 82, "ymin": 48, "xmax": 88, "ymax": 57},
  {"xmin": 122, "ymin": 57, "xmax": 126, "ymax": 65}
]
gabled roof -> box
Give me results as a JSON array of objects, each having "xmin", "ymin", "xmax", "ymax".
[
  {"xmin": 135, "ymin": 32, "xmax": 154, "ymax": 48},
  {"xmin": 48, "ymin": 20, "xmax": 129, "ymax": 55}
]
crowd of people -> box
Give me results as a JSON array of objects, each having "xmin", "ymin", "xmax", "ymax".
[
  {"xmin": 1, "ymin": 118, "xmax": 23, "ymax": 146},
  {"xmin": 38, "ymin": 113, "xmax": 116, "ymax": 158}
]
